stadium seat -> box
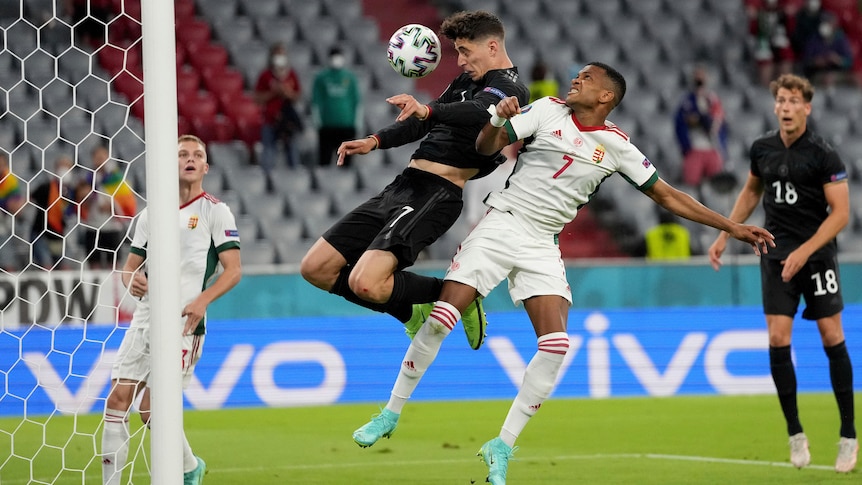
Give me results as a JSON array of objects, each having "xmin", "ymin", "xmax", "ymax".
[
  {"xmin": 204, "ymin": 67, "xmax": 246, "ymax": 109},
  {"xmin": 242, "ymin": 0, "xmax": 283, "ymax": 18},
  {"xmin": 255, "ymin": 17, "xmax": 299, "ymax": 46},
  {"xmin": 175, "ymin": 18, "xmax": 212, "ymax": 51},
  {"xmin": 178, "ymin": 90, "xmax": 218, "ymax": 123},
  {"xmin": 211, "ymin": 17, "xmax": 256, "ymax": 48},
  {"xmin": 175, "ymin": 0, "xmax": 196, "ymax": 20},
  {"xmin": 188, "ymin": 43, "xmax": 229, "ymax": 73},
  {"xmin": 176, "ymin": 66, "xmax": 201, "ymax": 95},
  {"xmin": 191, "ymin": 115, "xmax": 236, "ymax": 145}
]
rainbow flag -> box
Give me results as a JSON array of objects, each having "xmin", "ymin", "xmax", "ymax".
[
  {"xmin": 0, "ymin": 169, "xmax": 22, "ymax": 211},
  {"xmin": 100, "ymin": 169, "xmax": 137, "ymax": 217}
]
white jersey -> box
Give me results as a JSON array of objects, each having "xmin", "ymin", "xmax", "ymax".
[
  {"xmin": 485, "ymin": 96, "xmax": 658, "ymax": 234},
  {"xmin": 128, "ymin": 192, "xmax": 240, "ymax": 333}
]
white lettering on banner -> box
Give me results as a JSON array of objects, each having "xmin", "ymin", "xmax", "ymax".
[
  {"xmin": 252, "ymin": 341, "xmax": 346, "ymax": 406},
  {"xmin": 23, "ymin": 350, "xmax": 116, "ymax": 414},
  {"xmin": 705, "ymin": 330, "xmax": 774, "ymax": 394},
  {"xmin": 613, "ymin": 333, "xmax": 708, "ymax": 396},
  {"xmin": 0, "ymin": 270, "xmax": 136, "ymax": 328},
  {"xmin": 486, "ymin": 336, "xmax": 582, "ymax": 389},
  {"xmin": 185, "ymin": 344, "xmax": 255, "ymax": 409},
  {"xmin": 585, "ymin": 312, "xmax": 610, "ymax": 397}
]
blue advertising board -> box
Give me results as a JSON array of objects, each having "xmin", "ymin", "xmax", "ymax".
[{"xmin": 3, "ymin": 305, "xmax": 860, "ymax": 417}]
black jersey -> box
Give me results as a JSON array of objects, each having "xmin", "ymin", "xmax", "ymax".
[
  {"xmin": 374, "ymin": 67, "xmax": 529, "ymax": 179},
  {"xmin": 749, "ymin": 129, "xmax": 848, "ymax": 260}
]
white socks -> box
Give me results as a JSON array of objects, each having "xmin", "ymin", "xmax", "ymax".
[
  {"xmin": 182, "ymin": 432, "xmax": 197, "ymax": 473},
  {"xmin": 386, "ymin": 301, "xmax": 458, "ymax": 414},
  {"xmin": 500, "ymin": 332, "xmax": 569, "ymax": 447},
  {"xmin": 101, "ymin": 408, "xmax": 129, "ymax": 485}
]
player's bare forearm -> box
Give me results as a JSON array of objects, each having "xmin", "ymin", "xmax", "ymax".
[
  {"xmin": 646, "ymin": 179, "xmax": 774, "ymax": 252},
  {"xmin": 199, "ymin": 248, "xmax": 242, "ymax": 307},
  {"xmin": 121, "ymin": 252, "xmax": 146, "ymax": 293},
  {"xmin": 476, "ymin": 124, "xmax": 509, "ymax": 155}
]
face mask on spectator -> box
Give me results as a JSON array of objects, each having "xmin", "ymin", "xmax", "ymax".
[
  {"xmin": 272, "ymin": 54, "xmax": 288, "ymax": 69},
  {"xmin": 819, "ymin": 23, "xmax": 833, "ymax": 38},
  {"xmin": 330, "ymin": 54, "xmax": 345, "ymax": 68}
]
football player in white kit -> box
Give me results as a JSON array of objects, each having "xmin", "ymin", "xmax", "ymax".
[
  {"xmin": 101, "ymin": 135, "xmax": 242, "ymax": 485},
  {"xmin": 352, "ymin": 62, "xmax": 776, "ymax": 485}
]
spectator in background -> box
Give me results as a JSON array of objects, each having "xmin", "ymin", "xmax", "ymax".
[
  {"xmin": 800, "ymin": 12, "xmax": 854, "ymax": 86},
  {"xmin": 528, "ymin": 59, "xmax": 559, "ymax": 102},
  {"xmin": 748, "ymin": 0, "xmax": 795, "ymax": 86},
  {"xmin": 674, "ymin": 66, "xmax": 728, "ymax": 190},
  {"xmin": 641, "ymin": 210, "xmax": 693, "ymax": 260},
  {"xmin": 78, "ymin": 145, "xmax": 137, "ymax": 270},
  {"xmin": 30, "ymin": 155, "xmax": 76, "ymax": 269},
  {"xmin": 311, "ymin": 47, "xmax": 362, "ymax": 167},
  {"xmin": 791, "ymin": 0, "xmax": 829, "ymax": 58},
  {"xmin": 0, "ymin": 152, "xmax": 25, "ymax": 271},
  {"xmin": 255, "ymin": 43, "xmax": 303, "ymax": 190}
]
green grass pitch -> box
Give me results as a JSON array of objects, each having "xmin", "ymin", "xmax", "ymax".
[{"xmin": 1, "ymin": 393, "xmax": 857, "ymax": 484}]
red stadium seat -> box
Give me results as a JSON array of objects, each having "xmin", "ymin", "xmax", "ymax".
[
  {"xmin": 178, "ymin": 115, "xmax": 191, "ymax": 137},
  {"xmin": 100, "ymin": 42, "xmax": 143, "ymax": 75},
  {"xmin": 175, "ymin": 0, "xmax": 196, "ymax": 21},
  {"xmin": 192, "ymin": 115, "xmax": 236, "ymax": 145},
  {"xmin": 188, "ymin": 43, "xmax": 229, "ymax": 73},
  {"xmin": 113, "ymin": 69, "xmax": 144, "ymax": 102},
  {"xmin": 175, "ymin": 19, "xmax": 211, "ymax": 51},
  {"xmin": 178, "ymin": 90, "xmax": 218, "ymax": 122},
  {"xmin": 204, "ymin": 68, "xmax": 246, "ymax": 112},
  {"xmin": 176, "ymin": 66, "xmax": 201, "ymax": 95},
  {"xmin": 228, "ymin": 95, "xmax": 263, "ymax": 148}
]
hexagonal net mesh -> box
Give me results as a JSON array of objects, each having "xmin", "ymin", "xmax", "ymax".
[{"xmin": 1, "ymin": 1, "xmax": 155, "ymax": 482}]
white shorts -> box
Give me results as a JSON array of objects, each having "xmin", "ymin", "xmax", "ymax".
[
  {"xmin": 445, "ymin": 208, "xmax": 572, "ymax": 306},
  {"xmin": 111, "ymin": 326, "xmax": 205, "ymax": 388}
]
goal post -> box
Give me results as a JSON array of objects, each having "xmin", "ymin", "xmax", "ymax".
[{"xmin": 140, "ymin": 0, "xmax": 183, "ymax": 483}]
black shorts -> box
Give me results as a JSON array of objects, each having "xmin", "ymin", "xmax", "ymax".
[
  {"xmin": 323, "ymin": 167, "xmax": 463, "ymax": 269},
  {"xmin": 760, "ymin": 256, "xmax": 844, "ymax": 320}
]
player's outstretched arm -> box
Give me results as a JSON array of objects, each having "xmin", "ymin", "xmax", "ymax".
[
  {"xmin": 644, "ymin": 178, "xmax": 774, "ymax": 256},
  {"xmin": 181, "ymin": 248, "xmax": 242, "ymax": 335},
  {"xmin": 336, "ymin": 137, "xmax": 378, "ymax": 165},
  {"xmin": 708, "ymin": 173, "xmax": 764, "ymax": 270}
]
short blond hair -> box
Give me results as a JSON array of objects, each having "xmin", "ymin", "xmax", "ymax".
[{"xmin": 178, "ymin": 134, "xmax": 206, "ymax": 152}]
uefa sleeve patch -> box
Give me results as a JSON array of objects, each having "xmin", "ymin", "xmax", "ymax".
[
  {"xmin": 831, "ymin": 171, "xmax": 848, "ymax": 182},
  {"xmin": 483, "ymin": 87, "xmax": 507, "ymax": 99},
  {"xmin": 642, "ymin": 158, "xmax": 652, "ymax": 168},
  {"xmin": 225, "ymin": 229, "xmax": 239, "ymax": 237}
]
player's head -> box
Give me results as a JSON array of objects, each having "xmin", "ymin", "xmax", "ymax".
[
  {"xmin": 769, "ymin": 74, "xmax": 813, "ymax": 136},
  {"xmin": 440, "ymin": 10, "xmax": 510, "ymax": 81},
  {"xmin": 566, "ymin": 62, "xmax": 626, "ymax": 113},
  {"xmin": 178, "ymin": 134, "xmax": 208, "ymax": 184}
]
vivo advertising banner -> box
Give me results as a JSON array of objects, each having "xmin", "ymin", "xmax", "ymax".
[{"xmin": 3, "ymin": 306, "xmax": 860, "ymax": 416}]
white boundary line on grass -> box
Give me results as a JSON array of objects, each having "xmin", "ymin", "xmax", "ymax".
[{"xmin": 7, "ymin": 452, "xmax": 838, "ymax": 483}]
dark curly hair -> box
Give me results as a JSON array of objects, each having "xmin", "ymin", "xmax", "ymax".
[{"xmin": 439, "ymin": 10, "xmax": 505, "ymax": 41}]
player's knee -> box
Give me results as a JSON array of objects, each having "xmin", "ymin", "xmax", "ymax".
[{"xmin": 348, "ymin": 273, "xmax": 387, "ymax": 304}]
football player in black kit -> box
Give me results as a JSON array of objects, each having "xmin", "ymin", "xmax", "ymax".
[
  {"xmin": 709, "ymin": 73, "xmax": 856, "ymax": 473},
  {"xmin": 300, "ymin": 10, "xmax": 529, "ymax": 350}
]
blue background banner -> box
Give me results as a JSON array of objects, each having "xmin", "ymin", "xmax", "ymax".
[{"xmin": 4, "ymin": 305, "xmax": 860, "ymax": 416}]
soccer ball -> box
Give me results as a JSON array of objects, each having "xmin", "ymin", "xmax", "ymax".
[{"xmin": 386, "ymin": 24, "xmax": 441, "ymax": 78}]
